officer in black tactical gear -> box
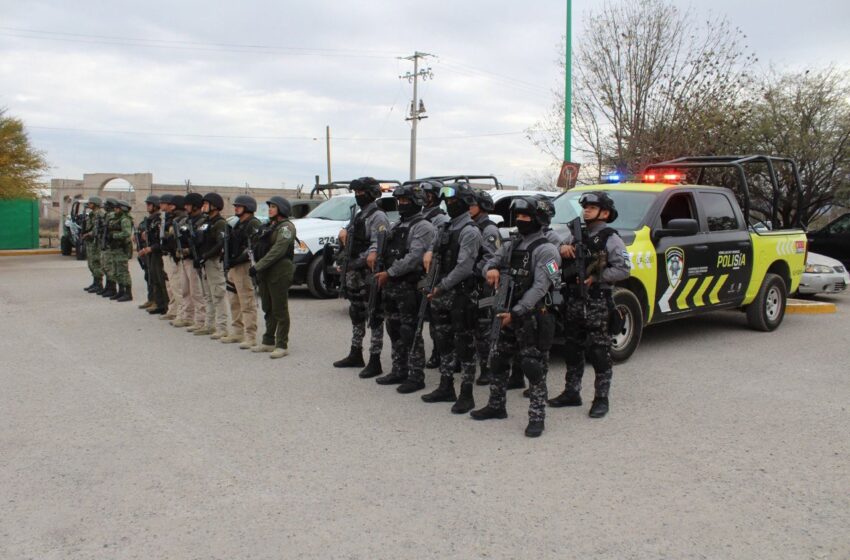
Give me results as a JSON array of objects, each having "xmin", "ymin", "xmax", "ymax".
[
  {"xmin": 469, "ymin": 189, "xmax": 501, "ymax": 386},
  {"xmin": 136, "ymin": 196, "xmax": 157, "ymax": 309},
  {"xmin": 471, "ymin": 197, "xmax": 561, "ymax": 438},
  {"xmin": 548, "ymin": 191, "xmax": 630, "ymax": 418},
  {"xmin": 419, "ymin": 179, "xmax": 450, "ymax": 370},
  {"xmin": 138, "ymin": 194, "xmax": 169, "ymax": 314},
  {"xmin": 223, "ymin": 195, "xmax": 262, "ymax": 348},
  {"xmin": 420, "ymin": 182, "xmax": 482, "ymax": 414},
  {"xmin": 182, "ymin": 193, "xmax": 208, "ymax": 331},
  {"xmin": 366, "ymin": 183, "xmax": 436, "ymax": 393},
  {"xmin": 196, "ymin": 193, "xmax": 229, "ymax": 339},
  {"xmin": 333, "ymin": 177, "xmax": 389, "ymax": 377}
]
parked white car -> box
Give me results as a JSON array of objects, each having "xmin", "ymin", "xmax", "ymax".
[{"xmin": 797, "ymin": 252, "xmax": 849, "ymax": 295}]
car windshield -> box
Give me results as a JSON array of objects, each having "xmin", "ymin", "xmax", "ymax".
[
  {"xmin": 306, "ymin": 196, "xmax": 356, "ymax": 220},
  {"xmin": 553, "ymin": 189, "xmax": 658, "ymax": 230}
]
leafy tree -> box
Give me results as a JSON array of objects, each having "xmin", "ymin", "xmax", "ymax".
[{"xmin": 0, "ymin": 109, "xmax": 49, "ymax": 200}]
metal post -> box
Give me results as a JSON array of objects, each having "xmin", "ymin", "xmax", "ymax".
[
  {"xmin": 410, "ymin": 56, "xmax": 419, "ymax": 181},
  {"xmin": 325, "ymin": 125, "xmax": 333, "ymax": 196},
  {"xmin": 564, "ymin": 0, "xmax": 572, "ymax": 162}
]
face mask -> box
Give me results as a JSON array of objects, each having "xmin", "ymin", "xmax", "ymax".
[
  {"xmin": 398, "ymin": 203, "xmax": 420, "ymax": 219},
  {"xmin": 355, "ymin": 194, "xmax": 372, "ymax": 207},
  {"xmin": 446, "ymin": 201, "xmax": 468, "ymax": 219},
  {"xmin": 515, "ymin": 220, "xmax": 540, "ymax": 235}
]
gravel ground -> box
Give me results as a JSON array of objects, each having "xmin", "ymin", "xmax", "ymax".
[{"xmin": 1, "ymin": 255, "xmax": 848, "ymax": 560}]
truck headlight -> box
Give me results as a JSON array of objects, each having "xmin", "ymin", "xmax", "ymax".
[
  {"xmin": 805, "ymin": 264, "xmax": 832, "ymax": 274},
  {"xmin": 294, "ymin": 240, "xmax": 309, "ymax": 254}
]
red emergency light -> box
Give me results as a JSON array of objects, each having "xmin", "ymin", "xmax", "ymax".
[{"xmin": 642, "ymin": 171, "xmax": 686, "ymax": 184}]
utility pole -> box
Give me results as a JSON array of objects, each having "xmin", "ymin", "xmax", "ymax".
[
  {"xmin": 564, "ymin": 0, "xmax": 572, "ymax": 162},
  {"xmin": 399, "ymin": 51, "xmax": 434, "ymax": 181},
  {"xmin": 325, "ymin": 125, "xmax": 333, "ymax": 195}
]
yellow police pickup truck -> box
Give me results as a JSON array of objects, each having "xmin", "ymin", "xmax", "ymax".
[{"xmin": 552, "ymin": 155, "xmax": 808, "ymax": 362}]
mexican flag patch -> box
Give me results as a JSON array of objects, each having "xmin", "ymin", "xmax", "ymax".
[{"xmin": 545, "ymin": 259, "xmax": 559, "ymax": 275}]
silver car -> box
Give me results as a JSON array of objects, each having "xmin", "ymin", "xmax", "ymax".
[{"xmin": 798, "ymin": 252, "xmax": 849, "ymax": 295}]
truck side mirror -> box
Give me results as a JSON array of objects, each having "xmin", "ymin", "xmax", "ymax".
[{"xmin": 654, "ymin": 218, "xmax": 699, "ymax": 241}]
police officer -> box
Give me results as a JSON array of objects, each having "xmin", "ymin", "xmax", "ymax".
[
  {"xmin": 421, "ymin": 182, "xmax": 482, "ymax": 414},
  {"xmin": 249, "ymin": 196, "xmax": 297, "ymax": 358},
  {"xmin": 548, "ymin": 191, "xmax": 630, "ymax": 418},
  {"xmin": 194, "ymin": 193, "xmax": 229, "ymax": 339},
  {"xmin": 471, "ymin": 197, "xmax": 561, "ymax": 437},
  {"xmin": 181, "ymin": 193, "xmax": 208, "ymax": 332},
  {"xmin": 136, "ymin": 199, "xmax": 155, "ymax": 309},
  {"xmin": 366, "ymin": 183, "xmax": 436, "ymax": 393},
  {"xmin": 99, "ymin": 198, "xmax": 118, "ymax": 297},
  {"xmin": 157, "ymin": 195, "xmax": 178, "ymax": 320},
  {"xmin": 107, "ymin": 200, "xmax": 134, "ymax": 302},
  {"xmin": 138, "ymin": 195, "xmax": 169, "ymax": 314},
  {"xmin": 420, "ymin": 179, "xmax": 449, "ymax": 369},
  {"xmin": 222, "ymin": 195, "xmax": 262, "ymax": 348},
  {"xmin": 469, "ymin": 190, "xmax": 501, "ymax": 386},
  {"xmin": 333, "ymin": 177, "xmax": 389, "ymax": 376},
  {"xmin": 81, "ymin": 196, "xmax": 105, "ymax": 293},
  {"xmin": 166, "ymin": 195, "xmax": 196, "ymax": 328}
]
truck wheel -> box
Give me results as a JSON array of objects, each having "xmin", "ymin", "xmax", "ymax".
[
  {"xmin": 60, "ymin": 235, "xmax": 72, "ymax": 256},
  {"xmin": 307, "ymin": 254, "xmax": 334, "ymax": 299},
  {"xmin": 746, "ymin": 273, "xmax": 787, "ymax": 332},
  {"xmin": 611, "ymin": 288, "xmax": 644, "ymax": 363}
]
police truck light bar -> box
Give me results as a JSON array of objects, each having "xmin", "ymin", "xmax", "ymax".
[{"xmin": 642, "ymin": 171, "xmax": 685, "ymax": 184}]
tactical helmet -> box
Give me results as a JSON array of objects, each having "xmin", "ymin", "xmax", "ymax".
[
  {"xmin": 145, "ymin": 194, "xmax": 160, "ymax": 205},
  {"xmin": 420, "ymin": 179, "xmax": 444, "ymax": 197},
  {"xmin": 184, "ymin": 192, "xmax": 204, "ymax": 209},
  {"xmin": 532, "ymin": 194, "xmax": 556, "ymax": 219},
  {"xmin": 104, "ymin": 197, "xmax": 118, "ymax": 208},
  {"xmin": 439, "ymin": 181, "xmax": 477, "ymax": 206},
  {"xmin": 393, "ymin": 183, "xmax": 426, "ymax": 207},
  {"xmin": 267, "ymin": 196, "xmax": 291, "ymax": 217},
  {"xmin": 472, "ymin": 190, "xmax": 495, "ymax": 213},
  {"xmin": 233, "ymin": 194, "xmax": 257, "ymax": 213},
  {"xmin": 348, "ymin": 177, "xmax": 382, "ymax": 198},
  {"xmin": 88, "ymin": 196, "xmax": 103, "ymax": 207},
  {"xmin": 510, "ymin": 196, "xmax": 551, "ymax": 227},
  {"xmin": 203, "ymin": 192, "xmax": 224, "ymax": 211},
  {"xmin": 171, "ymin": 195, "xmax": 185, "ymax": 208},
  {"xmin": 116, "ymin": 200, "xmax": 132, "ymax": 211},
  {"xmin": 579, "ymin": 191, "xmax": 618, "ymax": 223},
  {"xmin": 158, "ymin": 194, "xmax": 173, "ymax": 205}
]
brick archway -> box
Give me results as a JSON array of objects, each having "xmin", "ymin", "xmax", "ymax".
[{"xmin": 83, "ymin": 173, "xmax": 153, "ymax": 206}]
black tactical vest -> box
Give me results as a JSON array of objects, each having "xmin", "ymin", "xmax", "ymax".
[
  {"xmin": 509, "ymin": 237, "xmax": 550, "ymax": 293},
  {"xmin": 351, "ymin": 205, "xmax": 378, "ymax": 255},
  {"xmin": 586, "ymin": 226, "xmax": 617, "ymax": 256},
  {"xmin": 437, "ymin": 222, "xmax": 476, "ymax": 277},
  {"xmin": 230, "ymin": 216, "xmax": 260, "ymax": 256},
  {"xmin": 423, "ymin": 206, "xmax": 446, "ymax": 222},
  {"xmin": 384, "ymin": 216, "xmax": 425, "ymax": 280}
]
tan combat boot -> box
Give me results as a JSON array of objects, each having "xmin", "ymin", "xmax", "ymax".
[
  {"xmin": 251, "ymin": 344, "xmax": 274, "ymax": 353},
  {"xmin": 210, "ymin": 331, "xmax": 226, "ymax": 340},
  {"xmin": 193, "ymin": 326, "xmax": 215, "ymax": 336},
  {"xmin": 269, "ymin": 348, "xmax": 289, "ymax": 359},
  {"xmin": 171, "ymin": 319, "xmax": 192, "ymax": 328},
  {"xmin": 239, "ymin": 340, "xmax": 255, "ymax": 350},
  {"xmin": 220, "ymin": 335, "xmax": 242, "ymax": 344}
]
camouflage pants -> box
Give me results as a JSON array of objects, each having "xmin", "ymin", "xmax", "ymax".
[
  {"xmin": 382, "ymin": 280, "xmax": 426, "ymax": 382},
  {"xmin": 431, "ymin": 287, "xmax": 477, "ymax": 384},
  {"xmin": 562, "ymin": 294, "xmax": 613, "ymax": 398},
  {"xmin": 107, "ymin": 248, "xmax": 132, "ymax": 287},
  {"xmin": 85, "ymin": 240, "xmax": 101, "ymax": 280},
  {"xmin": 345, "ymin": 269, "xmax": 383, "ymax": 355},
  {"xmin": 475, "ymin": 285, "xmax": 493, "ymax": 371},
  {"xmin": 486, "ymin": 312, "xmax": 554, "ymax": 422},
  {"xmin": 100, "ymin": 249, "xmax": 110, "ymax": 282}
]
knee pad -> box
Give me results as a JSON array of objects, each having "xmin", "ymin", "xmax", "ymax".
[
  {"xmin": 521, "ymin": 357, "xmax": 544, "ymax": 385},
  {"xmin": 588, "ymin": 345, "xmax": 611, "ymax": 372}
]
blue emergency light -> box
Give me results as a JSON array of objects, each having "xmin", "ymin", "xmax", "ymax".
[{"xmin": 604, "ymin": 173, "xmax": 623, "ymax": 183}]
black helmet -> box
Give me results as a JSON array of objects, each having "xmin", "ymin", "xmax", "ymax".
[
  {"xmin": 267, "ymin": 196, "xmax": 291, "ymax": 217},
  {"xmin": 348, "ymin": 177, "xmax": 382, "ymax": 199},
  {"xmin": 88, "ymin": 196, "xmax": 103, "ymax": 207},
  {"xmin": 579, "ymin": 191, "xmax": 618, "ymax": 223},
  {"xmin": 104, "ymin": 197, "xmax": 118, "ymax": 209},
  {"xmin": 233, "ymin": 194, "xmax": 257, "ymax": 213},
  {"xmin": 116, "ymin": 200, "xmax": 132, "ymax": 211},
  {"xmin": 472, "ymin": 190, "xmax": 495, "ymax": 213},
  {"xmin": 510, "ymin": 196, "xmax": 551, "ymax": 227},
  {"xmin": 203, "ymin": 192, "xmax": 224, "ymax": 211},
  {"xmin": 145, "ymin": 194, "xmax": 160, "ymax": 205},
  {"xmin": 393, "ymin": 183, "xmax": 426, "ymax": 207},
  {"xmin": 184, "ymin": 192, "xmax": 204, "ymax": 209},
  {"xmin": 158, "ymin": 194, "xmax": 173, "ymax": 205},
  {"xmin": 440, "ymin": 181, "xmax": 476, "ymax": 206},
  {"xmin": 532, "ymin": 194, "xmax": 556, "ymax": 220},
  {"xmin": 171, "ymin": 195, "xmax": 185, "ymax": 208}
]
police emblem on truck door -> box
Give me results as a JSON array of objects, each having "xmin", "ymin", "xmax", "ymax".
[{"xmin": 665, "ymin": 247, "xmax": 684, "ymax": 289}]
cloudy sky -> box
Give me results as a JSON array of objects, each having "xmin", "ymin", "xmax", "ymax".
[{"xmin": 2, "ymin": 0, "xmax": 848, "ymax": 189}]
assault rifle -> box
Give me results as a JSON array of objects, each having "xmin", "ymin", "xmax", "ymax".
[
  {"xmin": 565, "ymin": 217, "xmax": 608, "ymax": 317},
  {"xmin": 478, "ymin": 269, "xmax": 514, "ymax": 369},
  {"xmin": 245, "ymin": 240, "xmax": 260, "ymax": 300},
  {"xmin": 366, "ymin": 229, "xmax": 387, "ymax": 329},
  {"xmin": 185, "ymin": 218, "xmax": 210, "ymax": 298},
  {"xmin": 411, "ymin": 224, "xmax": 448, "ymax": 353},
  {"xmin": 337, "ymin": 205, "xmax": 357, "ymax": 299},
  {"xmin": 172, "ymin": 216, "xmax": 184, "ymax": 260},
  {"xmin": 221, "ymin": 226, "xmax": 230, "ymax": 274},
  {"xmin": 133, "ymin": 224, "xmax": 147, "ymax": 271}
]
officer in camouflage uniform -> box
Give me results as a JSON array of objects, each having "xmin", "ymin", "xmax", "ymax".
[
  {"xmin": 366, "ymin": 183, "xmax": 436, "ymax": 393},
  {"xmin": 420, "ymin": 182, "xmax": 482, "ymax": 414},
  {"xmin": 549, "ymin": 191, "xmax": 630, "ymax": 418},
  {"xmin": 469, "ymin": 189, "xmax": 501, "ymax": 386},
  {"xmin": 249, "ymin": 196, "xmax": 297, "ymax": 359},
  {"xmin": 333, "ymin": 177, "xmax": 389, "ymax": 376},
  {"xmin": 99, "ymin": 198, "xmax": 118, "ymax": 297},
  {"xmin": 106, "ymin": 200, "xmax": 134, "ymax": 302},
  {"xmin": 420, "ymin": 180, "xmax": 449, "ymax": 370},
  {"xmin": 222, "ymin": 195, "xmax": 262, "ymax": 348},
  {"xmin": 471, "ymin": 197, "xmax": 561, "ymax": 438},
  {"xmin": 82, "ymin": 196, "xmax": 105, "ymax": 293}
]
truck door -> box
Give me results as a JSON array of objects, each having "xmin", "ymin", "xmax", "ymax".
[
  {"xmin": 695, "ymin": 190, "xmax": 753, "ymax": 308},
  {"xmin": 652, "ymin": 191, "xmax": 709, "ymax": 318}
]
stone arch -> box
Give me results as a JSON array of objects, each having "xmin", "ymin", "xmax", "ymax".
[{"xmin": 82, "ymin": 173, "xmax": 153, "ymax": 206}]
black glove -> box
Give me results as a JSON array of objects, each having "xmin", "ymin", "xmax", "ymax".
[{"xmin": 248, "ymin": 266, "xmax": 257, "ymax": 278}]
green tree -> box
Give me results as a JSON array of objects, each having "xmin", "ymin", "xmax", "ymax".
[{"xmin": 0, "ymin": 109, "xmax": 49, "ymax": 200}]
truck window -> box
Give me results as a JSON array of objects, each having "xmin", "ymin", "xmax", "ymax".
[
  {"xmin": 659, "ymin": 192, "xmax": 696, "ymax": 228},
  {"xmin": 828, "ymin": 214, "xmax": 850, "ymax": 234},
  {"xmin": 700, "ymin": 192, "xmax": 740, "ymax": 232}
]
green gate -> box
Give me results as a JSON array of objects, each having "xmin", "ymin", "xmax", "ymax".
[{"xmin": 0, "ymin": 199, "xmax": 39, "ymax": 249}]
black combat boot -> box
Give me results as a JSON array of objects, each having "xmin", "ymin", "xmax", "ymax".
[
  {"xmin": 92, "ymin": 281, "xmax": 105, "ymax": 295},
  {"xmin": 589, "ymin": 397, "xmax": 609, "ymax": 418},
  {"xmin": 397, "ymin": 379, "xmax": 426, "ymax": 394},
  {"xmin": 333, "ymin": 346, "xmax": 365, "ymax": 368},
  {"xmin": 475, "ymin": 363, "xmax": 492, "ymax": 386},
  {"xmin": 109, "ymin": 285, "xmax": 124, "ymax": 300},
  {"xmin": 147, "ymin": 306, "xmax": 167, "ymax": 315},
  {"xmin": 116, "ymin": 286, "xmax": 133, "ymax": 302},
  {"xmin": 358, "ymin": 353, "xmax": 383, "ymax": 378},
  {"xmin": 89, "ymin": 279, "xmax": 103, "ymax": 293},
  {"xmin": 375, "ymin": 370, "xmax": 407, "ymax": 385},
  {"xmin": 100, "ymin": 282, "xmax": 116, "ymax": 297},
  {"xmin": 525, "ymin": 419, "xmax": 545, "ymax": 438},
  {"xmin": 507, "ymin": 365, "xmax": 525, "ymax": 390},
  {"xmin": 470, "ymin": 404, "xmax": 507, "ymax": 420},
  {"xmin": 425, "ymin": 350, "xmax": 440, "ymax": 369},
  {"xmin": 548, "ymin": 389, "xmax": 582, "ymax": 408},
  {"xmin": 83, "ymin": 280, "xmax": 97, "ymax": 292},
  {"xmin": 421, "ymin": 376, "xmax": 457, "ymax": 403},
  {"xmin": 451, "ymin": 382, "xmax": 475, "ymax": 414}
]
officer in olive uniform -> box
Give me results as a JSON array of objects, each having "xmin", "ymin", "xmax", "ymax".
[
  {"xmin": 471, "ymin": 197, "xmax": 561, "ymax": 438},
  {"xmin": 138, "ymin": 195, "xmax": 169, "ymax": 314},
  {"xmin": 421, "ymin": 182, "xmax": 482, "ymax": 414},
  {"xmin": 470, "ymin": 190, "xmax": 501, "ymax": 386},
  {"xmin": 420, "ymin": 179, "xmax": 449, "ymax": 369},
  {"xmin": 82, "ymin": 196, "xmax": 105, "ymax": 293},
  {"xmin": 250, "ymin": 196, "xmax": 297, "ymax": 358},
  {"xmin": 222, "ymin": 195, "xmax": 262, "ymax": 348},
  {"xmin": 107, "ymin": 200, "xmax": 134, "ymax": 302},
  {"xmin": 194, "ymin": 193, "xmax": 229, "ymax": 339},
  {"xmin": 181, "ymin": 193, "xmax": 208, "ymax": 332},
  {"xmin": 548, "ymin": 191, "xmax": 630, "ymax": 418},
  {"xmin": 366, "ymin": 183, "xmax": 436, "ymax": 393},
  {"xmin": 99, "ymin": 198, "xmax": 118, "ymax": 297},
  {"xmin": 333, "ymin": 177, "xmax": 389, "ymax": 376}
]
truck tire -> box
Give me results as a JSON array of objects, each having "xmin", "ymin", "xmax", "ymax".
[
  {"xmin": 746, "ymin": 273, "xmax": 787, "ymax": 332},
  {"xmin": 60, "ymin": 235, "xmax": 72, "ymax": 256},
  {"xmin": 611, "ymin": 288, "xmax": 644, "ymax": 363},
  {"xmin": 306, "ymin": 253, "xmax": 334, "ymax": 299}
]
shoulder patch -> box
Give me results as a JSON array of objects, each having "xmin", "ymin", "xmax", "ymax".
[
  {"xmin": 282, "ymin": 228, "xmax": 293, "ymax": 239},
  {"xmin": 622, "ymin": 249, "xmax": 631, "ymax": 268},
  {"xmin": 544, "ymin": 258, "xmax": 560, "ymax": 278},
  {"xmin": 378, "ymin": 224, "xmax": 387, "ymax": 232}
]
